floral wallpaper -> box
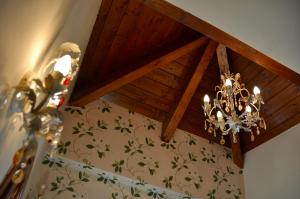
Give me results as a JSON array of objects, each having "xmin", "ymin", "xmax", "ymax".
[{"xmin": 40, "ymin": 99, "xmax": 244, "ymax": 199}]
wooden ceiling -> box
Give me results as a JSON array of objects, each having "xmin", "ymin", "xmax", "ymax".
[{"xmin": 70, "ymin": 0, "xmax": 300, "ymax": 168}]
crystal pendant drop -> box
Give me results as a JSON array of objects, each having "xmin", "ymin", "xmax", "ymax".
[
  {"xmin": 208, "ymin": 126, "xmax": 213, "ymax": 133},
  {"xmin": 256, "ymin": 127, "xmax": 260, "ymax": 135},
  {"xmin": 225, "ymin": 106, "xmax": 230, "ymax": 113},
  {"xmin": 213, "ymin": 129, "xmax": 216, "ymax": 137},
  {"xmin": 238, "ymin": 104, "xmax": 243, "ymax": 111},
  {"xmin": 259, "ymin": 120, "xmax": 266, "ymax": 130},
  {"xmin": 220, "ymin": 137, "xmax": 225, "ymax": 145},
  {"xmin": 259, "ymin": 120, "xmax": 264, "ymax": 128},
  {"xmin": 251, "ymin": 133, "xmax": 255, "ymax": 142},
  {"xmin": 204, "ymin": 121, "xmax": 207, "ymax": 130}
]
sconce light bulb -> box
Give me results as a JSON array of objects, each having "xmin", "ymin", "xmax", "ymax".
[
  {"xmin": 40, "ymin": 115, "xmax": 47, "ymax": 122},
  {"xmin": 52, "ymin": 139, "xmax": 59, "ymax": 146},
  {"xmin": 54, "ymin": 54, "xmax": 72, "ymax": 76},
  {"xmin": 253, "ymin": 86, "xmax": 260, "ymax": 95},
  {"xmin": 217, "ymin": 111, "xmax": 223, "ymax": 119},
  {"xmin": 16, "ymin": 92, "xmax": 23, "ymax": 100},
  {"xmin": 246, "ymin": 105, "xmax": 252, "ymax": 113},
  {"xmin": 204, "ymin": 94, "xmax": 210, "ymax": 103},
  {"xmin": 225, "ymin": 79, "xmax": 232, "ymax": 87}
]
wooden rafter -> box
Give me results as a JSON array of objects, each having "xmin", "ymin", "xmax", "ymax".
[
  {"xmin": 142, "ymin": 0, "xmax": 300, "ymax": 85},
  {"xmin": 161, "ymin": 40, "xmax": 218, "ymax": 142},
  {"xmin": 216, "ymin": 44, "xmax": 244, "ymax": 168},
  {"xmin": 71, "ymin": 36, "xmax": 208, "ymax": 106}
]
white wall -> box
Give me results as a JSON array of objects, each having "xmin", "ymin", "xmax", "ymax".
[
  {"xmin": 167, "ymin": 0, "xmax": 300, "ymax": 74},
  {"xmin": 244, "ymin": 124, "xmax": 300, "ymax": 199},
  {"xmin": 0, "ymin": 0, "xmax": 101, "ymax": 185}
]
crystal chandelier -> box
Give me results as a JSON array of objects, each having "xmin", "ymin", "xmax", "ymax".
[{"xmin": 203, "ymin": 73, "xmax": 266, "ymax": 145}]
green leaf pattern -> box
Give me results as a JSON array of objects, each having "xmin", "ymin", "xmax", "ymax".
[{"xmin": 41, "ymin": 99, "xmax": 244, "ymax": 199}]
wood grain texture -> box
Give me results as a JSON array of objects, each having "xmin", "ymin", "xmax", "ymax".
[
  {"xmin": 71, "ymin": 37, "xmax": 208, "ymax": 106},
  {"xmin": 142, "ymin": 0, "xmax": 300, "ymax": 85},
  {"xmin": 102, "ymin": 92, "xmax": 167, "ymax": 122},
  {"xmin": 162, "ymin": 40, "xmax": 217, "ymax": 142},
  {"xmin": 216, "ymin": 44, "xmax": 230, "ymax": 74},
  {"xmin": 242, "ymin": 100, "xmax": 300, "ymax": 152},
  {"xmin": 230, "ymin": 133, "xmax": 243, "ymax": 168},
  {"xmin": 77, "ymin": 0, "xmax": 130, "ymax": 84},
  {"xmin": 70, "ymin": 0, "xmax": 299, "ymax": 153}
]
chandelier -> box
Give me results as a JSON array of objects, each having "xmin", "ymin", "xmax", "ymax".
[{"xmin": 202, "ymin": 73, "xmax": 266, "ymax": 145}]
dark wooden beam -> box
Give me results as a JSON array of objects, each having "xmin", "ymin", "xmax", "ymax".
[
  {"xmin": 142, "ymin": 0, "xmax": 300, "ymax": 85},
  {"xmin": 230, "ymin": 132, "xmax": 244, "ymax": 168},
  {"xmin": 216, "ymin": 44, "xmax": 230, "ymax": 74},
  {"xmin": 216, "ymin": 44, "xmax": 244, "ymax": 168},
  {"xmin": 162, "ymin": 40, "xmax": 217, "ymax": 142},
  {"xmin": 71, "ymin": 36, "xmax": 208, "ymax": 106}
]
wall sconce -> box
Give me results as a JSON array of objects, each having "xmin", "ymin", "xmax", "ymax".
[{"xmin": 0, "ymin": 42, "xmax": 81, "ymax": 198}]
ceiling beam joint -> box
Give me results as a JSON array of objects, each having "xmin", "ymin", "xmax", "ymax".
[{"xmin": 161, "ymin": 40, "xmax": 217, "ymax": 142}]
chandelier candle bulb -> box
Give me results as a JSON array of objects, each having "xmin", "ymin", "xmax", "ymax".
[
  {"xmin": 253, "ymin": 86, "xmax": 260, "ymax": 95},
  {"xmin": 225, "ymin": 79, "xmax": 232, "ymax": 87},
  {"xmin": 217, "ymin": 111, "xmax": 223, "ymax": 121},
  {"xmin": 203, "ymin": 94, "xmax": 210, "ymax": 109},
  {"xmin": 204, "ymin": 94, "xmax": 210, "ymax": 103},
  {"xmin": 245, "ymin": 105, "xmax": 252, "ymax": 113}
]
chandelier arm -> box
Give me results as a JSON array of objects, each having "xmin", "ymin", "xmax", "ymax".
[
  {"xmin": 250, "ymin": 103, "xmax": 260, "ymax": 113},
  {"xmin": 222, "ymin": 127, "xmax": 231, "ymax": 135},
  {"xmin": 215, "ymin": 101, "xmax": 231, "ymax": 118},
  {"xmin": 240, "ymin": 126, "xmax": 252, "ymax": 133},
  {"xmin": 216, "ymin": 90, "xmax": 223, "ymax": 101},
  {"xmin": 208, "ymin": 104, "xmax": 217, "ymax": 117},
  {"xmin": 238, "ymin": 88, "xmax": 250, "ymax": 98}
]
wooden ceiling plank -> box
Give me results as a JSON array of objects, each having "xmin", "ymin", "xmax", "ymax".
[
  {"xmin": 75, "ymin": 0, "xmax": 114, "ymax": 85},
  {"xmin": 71, "ymin": 36, "xmax": 209, "ymax": 106},
  {"xmin": 91, "ymin": 0, "xmax": 131, "ymax": 76},
  {"xmin": 245, "ymin": 68, "xmax": 277, "ymax": 90},
  {"xmin": 216, "ymin": 44, "xmax": 243, "ymax": 168},
  {"xmin": 143, "ymin": 0, "xmax": 300, "ymax": 85},
  {"xmin": 242, "ymin": 95, "xmax": 300, "ymax": 152},
  {"xmin": 99, "ymin": 0, "xmax": 145, "ymax": 76},
  {"xmin": 265, "ymin": 95, "xmax": 300, "ymax": 130},
  {"xmin": 262, "ymin": 84, "xmax": 300, "ymax": 117},
  {"xmin": 160, "ymin": 61, "xmax": 191, "ymax": 79},
  {"xmin": 116, "ymin": 84, "xmax": 172, "ymax": 112},
  {"xmin": 103, "ymin": 92, "xmax": 167, "ymax": 122},
  {"xmin": 175, "ymin": 49, "xmax": 199, "ymax": 66},
  {"xmin": 146, "ymin": 68, "xmax": 186, "ymax": 90},
  {"xmin": 131, "ymin": 77, "xmax": 179, "ymax": 102},
  {"xmin": 161, "ymin": 40, "xmax": 217, "ymax": 142}
]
